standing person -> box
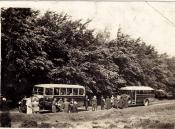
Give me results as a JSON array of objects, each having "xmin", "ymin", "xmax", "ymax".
[
  {"xmin": 84, "ymin": 95, "xmax": 89, "ymax": 111},
  {"xmin": 52, "ymin": 98, "xmax": 57, "ymax": 113},
  {"xmin": 117, "ymin": 95, "xmax": 121, "ymax": 108},
  {"xmin": 32, "ymin": 97, "xmax": 39, "ymax": 113},
  {"xmin": 63, "ymin": 98, "xmax": 70, "ymax": 113},
  {"xmin": 71, "ymin": 99, "xmax": 78, "ymax": 113},
  {"xmin": 111, "ymin": 95, "xmax": 114, "ymax": 107},
  {"xmin": 91, "ymin": 96, "xmax": 97, "ymax": 111},
  {"xmin": 57, "ymin": 98, "xmax": 64, "ymax": 112},
  {"xmin": 113, "ymin": 96, "xmax": 118, "ymax": 109},
  {"xmin": 26, "ymin": 97, "xmax": 33, "ymax": 114},
  {"xmin": 106, "ymin": 96, "xmax": 111, "ymax": 110},
  {"xmin": 101, "ymin": 96, "xmax": 105, "ymax": 110},
  {"xmin": 1, "ymin": 97, "xmax": 11, "ymax": 127},
  {"xmin": 70, "ymin": 99, "xmax": 74, "ymax": 112}
]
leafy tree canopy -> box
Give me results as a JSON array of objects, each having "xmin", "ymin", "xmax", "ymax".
[{"xmin": 1, "ymin": 8, "xmax": 175, "ymax": 103}]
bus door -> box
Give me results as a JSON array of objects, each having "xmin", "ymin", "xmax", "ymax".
[{"xmin": 131, "ymin": 90, "xmax": 136, "ymax": 105}]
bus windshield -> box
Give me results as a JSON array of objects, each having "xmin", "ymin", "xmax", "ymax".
[{"xmin": 33, "ymin": 87, "xmax": 44, "ymax": 95}]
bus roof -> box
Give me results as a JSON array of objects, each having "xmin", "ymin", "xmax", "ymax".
[
  {"xmin": 34, "ymin": 84, "xmax": 85, "ymax": 89},
  {"xmin": 120, "ymin": 86, "xmax": 154, "ymax": 91}
]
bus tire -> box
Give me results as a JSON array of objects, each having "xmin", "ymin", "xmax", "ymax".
[{"xmin": 144, "ymin": 99, "xmax": 149, "ymax": 106}]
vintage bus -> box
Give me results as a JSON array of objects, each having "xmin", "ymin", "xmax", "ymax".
[
  {"xmin": 120, "ymin": 86, "xmax": 155, "ymax": 106},
  {"xmin": 19, "ymin": 84, "xmax": 86, "ymax": 113}
]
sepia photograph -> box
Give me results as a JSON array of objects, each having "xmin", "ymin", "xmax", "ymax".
[{"xmin": 0, "ymin": 1, "xmax": 175, "ymax": 128}]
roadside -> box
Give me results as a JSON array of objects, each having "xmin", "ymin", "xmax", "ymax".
[{"xmin": 1, "ymin": 99, "xmax": 175, "ymax": 128}]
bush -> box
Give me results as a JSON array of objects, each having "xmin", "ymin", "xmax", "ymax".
[
  {"xmin": 0, "ymin": 112, "xmax": 11, "ymax": 127},
  {"xmin": 53, "ymin": 122, "xmax": 74, "ymax": 128},
  {"xmin": 108, "ymin": 123, "xmax": 118, "ymax": 128},
  {"xmin": 38, "ymin": 122, "xmax": 51, "ymax": 128},
  {"xmin": 148, "ymin": 122, "xmax": 174, "ymax": 129},
  {"xmin": 20, "ymin": 120, "xmax": 38, "ymax": 128}
]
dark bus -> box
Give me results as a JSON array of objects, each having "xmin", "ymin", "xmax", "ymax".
[{"xmin": 120, "ymin": 86, "xmax": 155, "ymax": 106}]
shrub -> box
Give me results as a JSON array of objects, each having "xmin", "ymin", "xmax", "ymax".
[
  {"xmin": 38, "ymin": 122, "xmax": 51, "ymax": 128},
  {"xmin": 20, "ymin": 120, "xmax": 38, "ymax": 128},
  {"xmin": 108, "ymin": 123, "xmax": 118, "ymax": 128},
  {"xmin": 54, "ymin": 122, "xmax": 74, "ymax": 128}
]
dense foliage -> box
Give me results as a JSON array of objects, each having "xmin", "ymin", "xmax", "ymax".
[{"xmin": 1, "ymin": 8, "xmax": 175, "ymax": 102}]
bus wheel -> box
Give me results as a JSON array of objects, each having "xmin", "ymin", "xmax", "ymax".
[{"xmin": 144, "ymin": 99, "xmax": 149, "ymax": 106}]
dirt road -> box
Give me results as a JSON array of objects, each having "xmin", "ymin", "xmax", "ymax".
[{"xmin": 1, "ymin": 99, "xmax": 175, "ymax": 128}]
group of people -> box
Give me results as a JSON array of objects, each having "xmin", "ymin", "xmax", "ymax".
[
  {"xmin": 25, "ymin": 96, "xmax": 39, "ymax": 114},
  {"xmin": 84, "ymin": 95, "xmax": 121, "ymax": 111},
  {"xmin": 24, "ymin": 94, "xmax": 121, "ymax": 114},
  {"xmin": 52, "ymin": 98, "xmax": 78, "ymax": 113},
  {"xmin": 24, "ymin": 97, "xmax": 78, "ymax": 114}
]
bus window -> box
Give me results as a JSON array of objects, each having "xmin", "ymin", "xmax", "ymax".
[
  {"xmin": 67, "ymin": 88, "xmax": 73, "ymax": 95},
  {"xmin": 147, "ymin": 90, "xmax": 150, "ymax": 94},
  {"xmin": 54, "ymin": 88, "xmax": 60, "ymax": 95},
  {"xmin": 33, "ymin": 87, "xmax": 37, "ymax": 94},
  {"xmin": 38, "ymin": 87, "xmax": 44, "ymax": 95},
  {"xmin": 73, "ymin": 88, "xmax": 78, "ymax": 95},
  {"xmin": 79, "ymin": 88, "xmax": 84, "ymax": 95},
  {"xmin": 45, "ymin": 88, "xmax": 53, "ymax": 95},
  {"xmin": 60, "ymin": 88, "xmax": 66, "ymax": 95},
  {"xmin": 137, "ymin": 90, "xmax": 143, "ymax": 94}
]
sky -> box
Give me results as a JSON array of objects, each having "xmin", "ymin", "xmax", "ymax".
[{"xmin": 1, "ymin": 1, "xmax": 175, "ymax": 57}]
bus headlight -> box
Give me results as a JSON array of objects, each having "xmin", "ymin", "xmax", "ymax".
[{"xmin": 127, "ymin": 99, "xmax": 131, "ymax": 104}]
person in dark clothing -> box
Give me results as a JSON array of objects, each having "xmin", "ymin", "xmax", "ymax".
[
  {"xmin": 106, "ymin": 96, "xmax": 111, "ymax": 110},
  {"xmin": 113, "ymin": 96, "xmax": 118, "ymax": 109},
  {"xmin": 63, "ymin": 98, "xmax": 70, "ymax": 113},
  {"xmin": 52, "ymin": 98, "xmax": 57, "ymax": 113},
  {"xmin": 70, "ymin": 99, "xmax": 78, "ymax": 113},
  {"xmin": 1, "ymin": 97, "xmax": 11, "ymax": 127},
  {"xmin": 101, "ymin": 96, "xmax": 105, "ymax": 110},
  {"xmin": 84, "ymin": 95, "xmax": 89, "ymax": 111}
]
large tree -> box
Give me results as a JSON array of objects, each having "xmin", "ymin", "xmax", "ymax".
[{"xmin": 2, "ymin": 8, "xmax": 175, "ymax": 103}]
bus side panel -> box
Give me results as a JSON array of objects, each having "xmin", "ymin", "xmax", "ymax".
[{"xmin": 136, "ymin": 94, "xmax": 155, "ymax": 105}]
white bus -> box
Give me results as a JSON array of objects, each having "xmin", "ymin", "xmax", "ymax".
[{"xmin": 32, "ymin": 84, "xmax": 85, "ymax": 112}]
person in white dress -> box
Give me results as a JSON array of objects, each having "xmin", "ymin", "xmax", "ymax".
[
  {"xmin": 32, "ymin": 97, "xmax": 39, "ymax": 113},
  {"xmin": 111, "ymin": 95, "xmax": 114, "ymax": 107},
  {"xmin": 26, "ymin": 98, "xmax": 33, "ymax": 114}
]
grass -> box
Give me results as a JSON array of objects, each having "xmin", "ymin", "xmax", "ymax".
[
  {"xmin": 108, "ymin": 123, "xmax": 118, "ymax": 129},
  {"xmin": 9, "ymin": 112, "xmax": 48, "ymax": 122},
  {"xmin": 20, "ymin": 120, "xmax": 74, "ymax": 128},
  {"xmin": 92, "ymin": 121, "xmax": 99, "ymax": 125},
  {"xmin": 20, "ymin": 120, "xmax": 38, "ymax": 128},
  {"xmin": 134, "ymin": 119, "xmax": 175, "ymax": 129},
  {"xmin": 53, "ymin": 122, "xmax": 74, "ymax": 128},
  {"xmin": 3, "ymin": 100, "xmax": 175, "ymax": 128}
]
